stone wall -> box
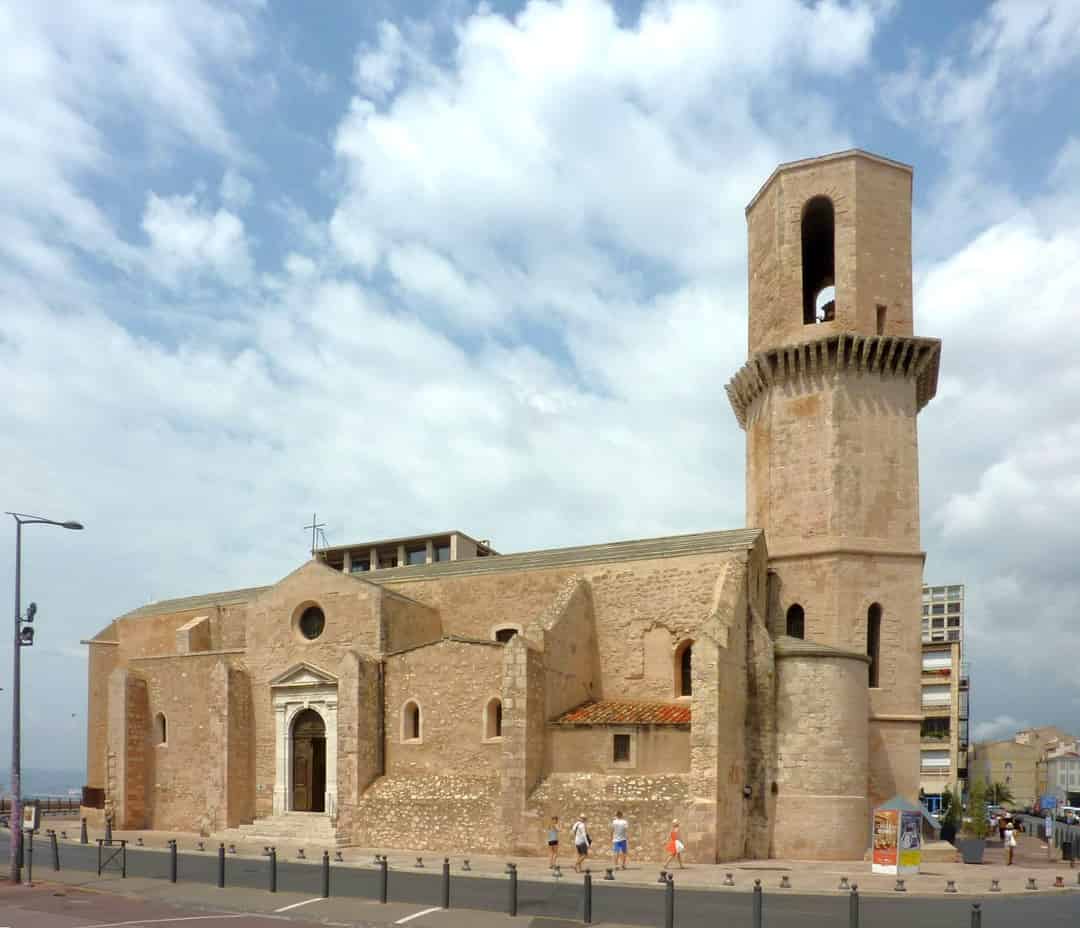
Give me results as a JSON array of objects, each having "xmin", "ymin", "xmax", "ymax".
[
  {"xmin": 547, "ymin": 726, "xmax": 689, "ymax": 774},
  {"xmin": 336, "ymin": 651, "xmax": 383, "ymax": 839},
  {"xmin": 352, "ymin": 775, "xmax": 500, "ymax": 852},
  {"xmin": 125, "ymin": 652, "xmax": 243, "ymax": 832},
  {"xmin": 85, "ymin": 639, "xmax": 120, "ymax": 792},
  {"xmin": 383, "ymin": 638, "xmax": 504, "ymax": 776},
  {"xmin": 380, "ymin": 588, "xmax": 442, "ymax": 653},
  {"xmin": 106, "ymin": 668, "xmax": 149, "ymax": 829},
  {"xmin": 535, "ymin": 577, "xmax": 599, "ymax": 719},
  {"xmin": 773, "ymin": 645, "xmax": 869, "ymax": 859},
  {"xmin": 529, "ymin": 774, "xmax": 690, "ymax": 862}
]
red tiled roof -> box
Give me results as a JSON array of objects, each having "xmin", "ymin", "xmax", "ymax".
[{"xmin": 553, "ymin": 700, "xmax": 691, "ymax": 726}]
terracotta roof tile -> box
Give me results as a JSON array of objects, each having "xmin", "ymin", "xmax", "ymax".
[{"xmin": 553, "ymin": 700, "xmax": 691, "ymax": 726}]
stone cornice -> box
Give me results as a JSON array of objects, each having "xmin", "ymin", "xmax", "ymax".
[{"xmin": 726, "ymin": 333, "xmax": 941, "ymax": 429}]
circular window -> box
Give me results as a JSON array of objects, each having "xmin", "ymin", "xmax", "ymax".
[{"xmin": 298, "ymin": 605, "xmax": 325, "ymax": 640}]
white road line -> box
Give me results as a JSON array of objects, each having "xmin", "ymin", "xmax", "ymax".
[
  {"xmin": 73, "ymin": 918, "xmax": 246, "ymax": 928},
  {"xmin": 272, "ymin": 897, "xmax": 325, "ymax": 914},
  {"xmin": 394, "ymin": 906, "xmax": 442, "ymax": 925}
]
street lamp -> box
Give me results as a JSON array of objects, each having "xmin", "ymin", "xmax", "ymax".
[{"xmin": 6, "ymin": 512, "xmax": 83, "ymax": 883}]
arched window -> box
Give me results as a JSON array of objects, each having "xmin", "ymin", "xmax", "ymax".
[
  {"xmin": 484, "ymin": 697, "xmax": 503, "ymax": 740},
  {"xmin": 801, "ymin": 196, "xmax": 835, "ymax": 325},
  {"xmin": 867, "ymin": 603, "xmax": 882, "ymax": 688},
  {"xmin": 493, "ymin": 625, "xmax": 520, "ymax": 643},
  {"xmin": 785, "ymin": 604, "xmax": 805, "ymax": 639},
  {"xmin": 401, "ymin": 700, "xmax": 421, "ymax": 742},
  {"xmin": 674, "ymin": 640, "xmax": 693, "ymax": 697},
  {"xmin": 154, "ymin": 712, "xmax": 167, "ymax": 745}
]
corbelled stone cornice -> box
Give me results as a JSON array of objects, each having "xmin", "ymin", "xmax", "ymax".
[{"xmin": 726, "ymin": 332, "xmax": 941, "ymax": 429}]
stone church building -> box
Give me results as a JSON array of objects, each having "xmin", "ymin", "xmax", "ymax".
[{"xmin": 83, "ymin": 150, "xmax": 940, "ymax": 861}]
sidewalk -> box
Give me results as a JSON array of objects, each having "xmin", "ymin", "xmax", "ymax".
[{"xmin": 28, "ymin": 818, "xmax": 1080, "ymax": 897}]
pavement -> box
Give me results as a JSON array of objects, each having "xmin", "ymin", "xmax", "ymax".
[
  {"xmin": 3, "ymin": 834, "xmax": 1080, "ymax": 928},
  {"xmin": 18, "ymin": 818, "xmax": 1080, "ymax": 897}
]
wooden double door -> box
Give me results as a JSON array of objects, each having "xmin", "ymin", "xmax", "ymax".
[{"xmin": 291, "ymin": 708, "xmax": 326, "ymax": 813}]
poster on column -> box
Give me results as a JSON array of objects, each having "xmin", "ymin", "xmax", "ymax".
[
  {"xmin": 898, "ymin": 810, "xmax": 922, "ymax": 874},
  {"xmin": 872, "ymin": 809, "xmax": 899, "ymax": 873}
]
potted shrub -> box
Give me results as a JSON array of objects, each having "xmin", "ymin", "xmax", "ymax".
[
  {"xmin": 939, "ymin": 784, "xmax": 961, "ymax": 845},
  {"xmin": 957, "ymin": 779, "xmax": 990, "ymax": 863}
]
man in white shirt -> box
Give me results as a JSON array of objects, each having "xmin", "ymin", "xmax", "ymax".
[
  {"xmin": 611, "ymin": 811, "xmax": 629, "ymax": 870},
  {"xmin": 572, "ymin": 814, "xmax": 590, "ymax": 872}
]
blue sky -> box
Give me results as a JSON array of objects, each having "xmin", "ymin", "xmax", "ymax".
[{"xmin": 2, "ymin": 0, "xmax": 1080, "ymax": 775}]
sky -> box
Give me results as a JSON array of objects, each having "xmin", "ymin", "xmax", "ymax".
[{"xmin": 1, "ymin": 0, "xmax": 1079, "ymax": 775}]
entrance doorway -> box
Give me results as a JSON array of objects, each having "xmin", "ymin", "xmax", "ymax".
[{"xmin": 291, "ymin": 708, "xmax": 326, "ymax": 812}]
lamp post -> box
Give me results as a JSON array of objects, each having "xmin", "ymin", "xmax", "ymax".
[{"xmin": 7, "ymin": 512, "xmax": 83, "ymax": 884}]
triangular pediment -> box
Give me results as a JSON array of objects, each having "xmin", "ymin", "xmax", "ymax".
[{"xmin": 269, "ymin": 661, "xmax": 338, "ymax": 688}]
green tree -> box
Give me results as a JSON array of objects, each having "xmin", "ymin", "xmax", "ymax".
[
  {"xmin": 941, "ymin": 784, "xmax": 962, "ymax": 830},
  {"xmin": 967, "ymin": 779, "xmax": 990, "ymax": 839},
  {"xmin": 989, "ymin": 781, "xmax": 1015, "ymax": 806}
]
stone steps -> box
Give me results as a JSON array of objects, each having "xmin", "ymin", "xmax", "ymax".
[{"xmin": 221, "ymin": 813, "xmax": 337, "ymax": 844}]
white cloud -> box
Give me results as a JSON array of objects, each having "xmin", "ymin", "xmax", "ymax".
[
  {"xmin": 972, "ymin": 715, "xmax": 1026, "ymax": 743},
  {"xmin": 142, "ymin": 192, "xmax": 253, "ymax": 287},
  {"xmin": 220, "ymin": 169, "xmax": 254, "ymax": 209}
]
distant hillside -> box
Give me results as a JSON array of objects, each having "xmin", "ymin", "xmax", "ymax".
[{"xmin": 0, "ymin": 767, "xmax": 84, "ymax": 797}]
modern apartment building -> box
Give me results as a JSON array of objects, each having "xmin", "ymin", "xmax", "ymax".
[{"xmin": 919, "ymin": 583, "xmax": 969, "ymax": 812}]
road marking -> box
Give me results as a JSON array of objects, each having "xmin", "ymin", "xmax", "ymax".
[
  {"xmin": 272, "ymin": 897, "xmax": 325, "ymax": 913},
  {"xmin": 73, "ymin": 918, "xmax": 246, "ymax": 928},
  {"xmin": 394, "ymin": 907, "xmax": 442, "ymax": 924}
]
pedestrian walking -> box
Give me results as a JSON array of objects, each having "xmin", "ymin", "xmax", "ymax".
[
  {"xmin": 547, "ymin": 815, "xmax": 560, "ymax": 868},
  {"xmin": 572, "ymin": 814, "xmax": 591, "ymax": 872},
  {"xmin": 611, "ymin": 810, "xmax": 629, "ymax": 870},
  {"xmin": 663, "ymin": 819, "xmax": 685, "ymax": 869},
  {"xmin": 1004, "ymin": 818, "xmax": 1016, "ymax": 866}
]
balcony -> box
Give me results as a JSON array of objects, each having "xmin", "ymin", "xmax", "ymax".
[
  {"xmin": 922, "ymin": 667, "xmax": 952, "ymax": 679},
  {"xmin": 922, "ymin": 702, "xmax": 952, "ymax": 715}
]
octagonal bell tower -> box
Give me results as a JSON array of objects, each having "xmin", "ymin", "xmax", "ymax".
[{"xmin": 727, "ymin": 150, "xmax": 941, "ymax": 858}]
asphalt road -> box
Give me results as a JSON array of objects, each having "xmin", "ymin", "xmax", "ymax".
[{"xmin": 2, "ymin": 840, "xmax": 1079, "ymax": 927}]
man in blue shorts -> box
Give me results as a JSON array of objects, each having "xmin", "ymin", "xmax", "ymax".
[{"xmin": 611, "ymin": 810, "xmax": 629, "ymax": 870}]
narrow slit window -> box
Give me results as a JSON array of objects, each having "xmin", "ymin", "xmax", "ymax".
[
  {"xmin": 485, "ymin": 697, "xmax": 502, "ymax": 739},
  {"xmin": 154, "ymin": 712, "xmax": 167, "ymax": 745},
  {"xmin": 867, "ymin": 603, "xmax": 882, "ymax": 688},
  {"xmin": 876, "ymin": 304, "xmax": 887, "ymax": 335}
]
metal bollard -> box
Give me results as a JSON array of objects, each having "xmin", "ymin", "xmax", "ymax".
[
  {"xmin": 971, "ymin": 902, "xmax": 982, "ymax": 928},
  {"xmin": 105, "ymin": 818, "xmax": 113, "ymax": 846},
  {"xmin": 752, "ymin": 879, "xmax": 762, "ymax": 928},
  {"xmin": 584, "ymin": 868, "xmax": 593, "ymax": 924},
  {"xmin": 322, "ymin": 850, "xmax": 330, "ymax": 898},
  {"xmin": 169, "ymin": 840, "xmax": 177, "ymax": 883},
  {"xmin": 25, "ymin": 830, "xmax": 34, "ymax": 886},
  {"xmin": 848, "ymin": 885, "xmax": 859, "ymax": 928},
  {"xmin": 379, "ymin": 855, "xmax": 388, "ymax": 904},
  {"xmin": 604, "ymin": 867, "xmax": 615, "ymax": 881},
  {"xmin": 664, "ymin": 872, "xmax": 674, "ymax": 928},
  {"xmin": 49, "ymin": 830, "xmax": 60, "ymax": 871},
  {"xmin": 269, "ymin": 847, "xmax": 277, "ymax": 893},
  {"xmin": 81, "ymin": 818, "xmax": 88, "ymax": 844},
  {"xmin": 508, "ymin": 862, "xmax": 518, "ymax": 917},
  {"xmin": 218, "ymin": 843, "xmax": 225, "ymax": 888},
  {"xmin": 724, "ymin": 872, "xmax": 735, "ymax": 886},
  {"xmin": 442, "ymin": 857, "xmax": 450, "ymax": 909},
  {"xmin": 946, "ymin": 880, "xmax": 957, "ymax": 893}
]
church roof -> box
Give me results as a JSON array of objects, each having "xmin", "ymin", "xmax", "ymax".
[
  {"xmin": 553, "ymin": 700, "xmax": 691, "ymax": 726},
  {"xmin": 115, "ymin": 527, "xmax": 761, "ymax": 620},
  {"xmin": 118, "ymin": 584, "xmax": 270, "ymax": 620},
  {"xmin": 369, "ymin": 528, "xmax": 763, "ymax": 583}
]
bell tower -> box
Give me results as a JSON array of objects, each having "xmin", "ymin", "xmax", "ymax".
[{"xmin": 727, "ymin": 150, "xmax": 941, "ymax": 855}]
